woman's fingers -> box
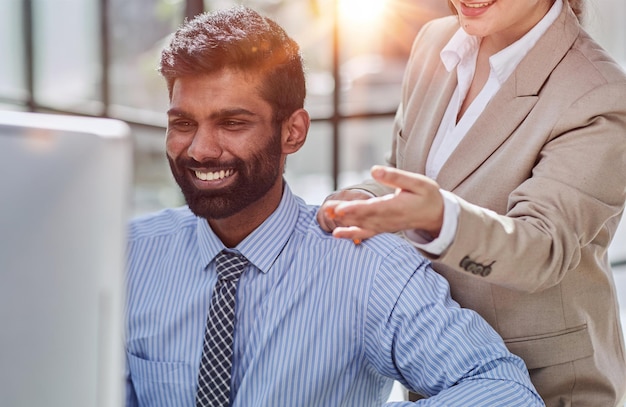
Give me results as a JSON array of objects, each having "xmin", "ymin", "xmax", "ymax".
[
  {"xmin": 371, "ymin": 165, "xmax": 438, "ymax": 194},
  {"xmin": 317, "ymin": 166, "xmax": 444, "ymax": 240},
  {"xmin": 316, "ymin": 189, "xmax": 373, "ymax": 232}
]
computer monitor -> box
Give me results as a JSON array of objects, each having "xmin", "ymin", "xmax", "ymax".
[{"xmin": 0, "ymin": 111, "xmax": 132, "ymax": 407}]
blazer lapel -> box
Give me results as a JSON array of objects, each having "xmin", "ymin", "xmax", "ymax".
[
  {"xmin": 434, "ymin": 83, "xmax": 538, "ymax": 191},
  {"xmin": 406, "ymin": 64, "xmax": 457, "ymax": 175},
  {"xmin": 435, "ymin": 4, "xmax": 581, "ymax": 191}
]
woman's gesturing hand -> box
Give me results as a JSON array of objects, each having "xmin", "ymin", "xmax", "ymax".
[{"xmin": 318, "ymin": 166, "xmax": 444, "ymax": 242}]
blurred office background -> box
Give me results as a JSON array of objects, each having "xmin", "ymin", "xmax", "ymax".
[
  {"xmin": 1, "ymin": 0, "xmax": 625, "ymax": 334},
  {"xmin": 0, "ymin": 0, "xmax": 455, "ymax": 213},
  {"xmin": 1, "ymin": 0, "xmax": 624, "ymax": 212}
]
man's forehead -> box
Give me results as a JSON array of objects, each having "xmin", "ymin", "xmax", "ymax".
[
  {"xmin": 166, "ymin": 106, "xmax": 257, "ymax": 120},
  {"xmin": 169, "ymin": 72, "xmax": 268, "ymax": 109}
]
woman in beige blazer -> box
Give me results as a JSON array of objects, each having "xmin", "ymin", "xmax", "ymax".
[{"xmin": 318, "ymin": 0, "xmax": 626, "ymax": 405}]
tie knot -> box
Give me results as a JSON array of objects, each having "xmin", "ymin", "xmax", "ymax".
[{"xmin": 215, "ymin": 250, "xmax": 248, "ymax": 281}]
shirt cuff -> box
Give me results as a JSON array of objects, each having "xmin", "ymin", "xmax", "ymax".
[{"xmin": 402, "ymin": 189, "xmax": 460, "ymax": 256}]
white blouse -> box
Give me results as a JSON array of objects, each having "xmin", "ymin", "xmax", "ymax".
[{"xmin": 406, "ymin": 0, "xmax": 563, "ymax": 255}]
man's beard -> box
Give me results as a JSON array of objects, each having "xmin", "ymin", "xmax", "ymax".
[{"xmin": 168, "ymin": 132, "xmax": 283, "ymax": 220}]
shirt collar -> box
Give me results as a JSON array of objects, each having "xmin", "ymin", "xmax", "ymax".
[
  {"xmin": 440, "ymin": 0, "xmax": 563, "ymax": 84},
  {"xmin": 440, "ymin": 28, "xmax": 479, "ymax": 72},
  {"xmin": 196, "ymin": 183, "xmax": 300, "ymax": 274}
]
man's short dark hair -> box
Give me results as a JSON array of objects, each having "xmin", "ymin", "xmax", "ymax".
[{"xmin": 159, "ymin": 6, "xmax": 306, "ymax": 124}]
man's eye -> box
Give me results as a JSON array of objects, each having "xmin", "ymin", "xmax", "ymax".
[
  {"xmin": 220, "ymin": 120, "xmax": 249, "ymax": 131},
  {"xmin": 170, "ymin": 120, "xmax": 195, "ymax": 129}
]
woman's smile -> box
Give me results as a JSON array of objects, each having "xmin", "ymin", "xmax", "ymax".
[{"xmin": 459, "ymin": 0, "xmax": 497, "ymax": 17}]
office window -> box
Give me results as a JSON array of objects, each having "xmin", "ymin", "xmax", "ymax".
[
  {"xmin": 0, "ymin": 0, "xmax": 25, "ymax": 101},
  {"xmin": 32, "ymin": 0, "xmax": 101, "ymax": 113},
  {"xmin": 284, "ymin": 121, "xmax": 334, "ymax": 205},
  {"xmin": 108, "ymin": 0, "xmax": 176, "ymax": 121},
  {"xmin": 2, "ymin": 0, "xmax": 625, "ymax": 216}
]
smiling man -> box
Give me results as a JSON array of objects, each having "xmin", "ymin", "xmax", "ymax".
[
  {"xmin": 123, "ymin": 6, "xmax": 544, "ymax": 407},
  {"xmin": 165, "ymin": 70, "xmax": 290, "ymax": 247}
]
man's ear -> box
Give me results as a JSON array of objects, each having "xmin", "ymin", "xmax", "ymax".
[{"xmin": 281, "ymin": 108, "xmax": 310, "ymax": 155}]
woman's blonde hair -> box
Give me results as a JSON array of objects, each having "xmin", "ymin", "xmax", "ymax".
[{"xmin": 447, "ymin": 0, "xmax": 584, "ymax": 22}]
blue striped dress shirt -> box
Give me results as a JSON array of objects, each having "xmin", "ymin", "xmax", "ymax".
[{"xmin": 125, "ymin": 185, "xmax": 543, "ymax": 406}]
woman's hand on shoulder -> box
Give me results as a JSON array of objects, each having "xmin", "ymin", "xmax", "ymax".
[
  {"xmin": 316, "ymin": 189, "xmax": 374, "ymax": 233},
  {"xmin": 319, "ymin": 166, "xmax": 445, "ymax": 242}
]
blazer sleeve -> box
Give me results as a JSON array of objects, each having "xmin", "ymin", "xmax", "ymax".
[{"xmin": 434, "ymin": 80, "xmax": 626, "ymax": 293}]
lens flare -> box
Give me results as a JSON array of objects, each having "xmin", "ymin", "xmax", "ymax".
[{"xmin": 338, "ymin": 0, "xmax": 387, "ymax": 24}]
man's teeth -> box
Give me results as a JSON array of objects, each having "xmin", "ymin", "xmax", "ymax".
[
  {"xmin": 194, "ymin": 169, "xmax": 234, "ymax": 181},
  {"xmin": 465, "ymin": 1, "xmax": 494, "ymax": 8}
]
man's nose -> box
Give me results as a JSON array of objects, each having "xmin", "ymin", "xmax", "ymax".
[{"xmin": 187, "ymin": 127, "xmax": 222, "ymax": 162}]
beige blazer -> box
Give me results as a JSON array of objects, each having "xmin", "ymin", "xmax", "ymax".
[{"xmin": 358, "ymin": 5, "xmax": 626, "ymax": 406}]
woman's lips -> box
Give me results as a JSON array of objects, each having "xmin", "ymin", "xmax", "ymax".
[{"xmin": 459, "ymin": 0, "xmax": 496, "ymax": 17}]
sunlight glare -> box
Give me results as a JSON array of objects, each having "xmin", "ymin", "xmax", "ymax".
[{"xmin": 338, "ymin": 0, "xmax": 387, "ymax": 24}]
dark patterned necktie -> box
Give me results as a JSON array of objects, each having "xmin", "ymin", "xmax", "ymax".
[{"xmin": 196, "ymin": 249, "xmax": 248, "ymax": 407}]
